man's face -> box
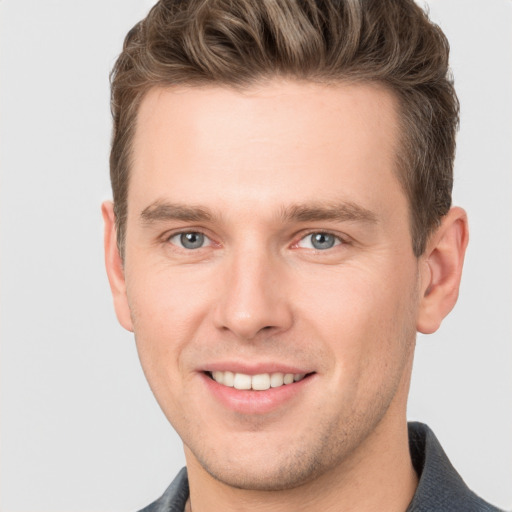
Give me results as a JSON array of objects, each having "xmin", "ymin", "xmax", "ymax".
[{"xmin": 119, "ymin": 81, "xmax": 423, "ymax": 490}]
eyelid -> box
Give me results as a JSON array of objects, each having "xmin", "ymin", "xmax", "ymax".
[
  {"xmin": 164, "ymin": 229, "xmax": 214, "ymax": 249},
  {"xmin": 293, "ymin": 230, "xmax": 347, "ymax": 249},
  {"xmin": 160, "ymin": 227, "xmax": 349, "ymax": 250}
]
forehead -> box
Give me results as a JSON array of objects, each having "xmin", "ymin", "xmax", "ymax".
[{"xmin": 129, "ymin": 80, "xmax": 404, "ymax": 220}]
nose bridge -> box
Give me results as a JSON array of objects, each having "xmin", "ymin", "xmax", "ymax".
[{"xmin": 214, "ymin": 239, "xmax": 292, "ymax": 340}]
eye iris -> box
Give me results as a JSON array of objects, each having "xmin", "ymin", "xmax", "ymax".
[
  {"xmin": 180, "ymin": 232, "xmax": 204, "ymax": 249},
  {"xmin": 311, "ymin": 233, "xmax": 335, "ymax": 250}
]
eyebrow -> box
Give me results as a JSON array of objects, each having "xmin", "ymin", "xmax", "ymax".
[
  {"xmin": 139, "ymin": 200, "xmax": 378, "ymax": 225},
  {"xmin": 279, "ymin": 202, "xmax": 378, "ymax": 224},
  {"xmin": 140, "ymin": 201, "xmax": 213, "ymax": 223}
]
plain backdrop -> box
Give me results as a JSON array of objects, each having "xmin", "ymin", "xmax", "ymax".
[{"xmin": 1, "ymin": 1, "xmax": 511, "ymax": 511}]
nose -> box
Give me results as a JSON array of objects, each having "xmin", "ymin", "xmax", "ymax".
[{"xmin": 213, "ymin": 249, "xmax": 294, "ymax": 341}]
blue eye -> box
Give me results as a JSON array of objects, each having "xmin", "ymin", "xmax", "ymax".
[
  {"xmin": 298, "ymin": 232, "xmax": 341, "ymax": 250},
  {"xmin": 169, "ymin": 232, "xmax": 210, "ymax": 249}
]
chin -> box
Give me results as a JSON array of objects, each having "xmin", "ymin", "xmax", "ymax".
[
  {"xmin": 201, "ymin": 456, "xmax": 325, "ymax": 491},
  {"xmin": 186, "ymin": 430, "xmax": 346, "ymax": 492}
]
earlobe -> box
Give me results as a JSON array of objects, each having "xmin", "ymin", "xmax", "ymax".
[
  {"xmin": 101, "ymin": 201, "xmax": 134, "ymax": 332},
  {"xmin": 416, "ymin": 207, "xmax": 469, "ymax": 334}
]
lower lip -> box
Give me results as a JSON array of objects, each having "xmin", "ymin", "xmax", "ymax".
[{"xmin": 200, "ymin": 373, "xmax": 314, "ymax": 415}]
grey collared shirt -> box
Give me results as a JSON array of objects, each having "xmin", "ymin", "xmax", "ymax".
[{"xmin": 139, "ymin": 422, "xmax": 503, "ymax": 512}]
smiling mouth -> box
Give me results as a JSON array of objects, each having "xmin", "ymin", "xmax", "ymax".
[{"xmin": 206, "ymin": 371, "xmax": 312, "ymax": 391}]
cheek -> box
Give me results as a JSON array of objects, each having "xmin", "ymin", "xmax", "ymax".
[
  {"xmin": 295, "ymin": 262, "xmax": 417, "ymax": 373},
  {"xmin": 125, "ymin": 264, "xmax": 213, "ymax": 394},
  {"xmin": 304, "ymin": 267, "xmax": 417, "ymax": 425},
  {"xmin": 128, "ymin": 262, "xmax": 212, "ymax": 335}
]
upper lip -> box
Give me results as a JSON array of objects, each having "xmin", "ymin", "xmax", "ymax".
[{"xmin": 200, "ymin": 361, "xmax": 314, "ymax": 375}]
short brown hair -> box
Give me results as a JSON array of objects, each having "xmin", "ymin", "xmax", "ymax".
[{"xmin": 110, "ymin": 0, "xmax": 459, "ymax": 257}]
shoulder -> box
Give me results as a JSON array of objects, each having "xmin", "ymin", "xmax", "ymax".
[
  {"xmin": 137, "ymin": 467, "xmax": 189, "ymax": 512},
  {"xmin": 407, "ymin": 422, "xmax": 504, "ymax": 512}
]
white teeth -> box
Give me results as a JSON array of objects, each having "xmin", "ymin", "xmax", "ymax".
[
  {"xmin": 283, "ymin": 373, "xmax": 294, "ymax": 385},
  {"xmin": 223, "ymin": 371, "xmax": 235, "ymax": 387},
  {"xmin": 270, "ymin": 372, "xmax": 284, "ymax": 388},
  {"xmin": 212, "ymin": 371, "xmax": 224, "ymax": 384},
  {"xmin": 233, "ymin": 373, "xmax": 252, "ymax": 390},
  {"xmin": 210, "ymin": 371, "xmax": 306, "ymax": 390},
  {"xmin": 251, "ymin": 374, "xmax": 271, "ymax": 391}
]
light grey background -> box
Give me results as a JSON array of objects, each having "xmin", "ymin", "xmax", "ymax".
[{"xmin": 1, "ymin": 1, "xmax": 511, "ymax": 511}]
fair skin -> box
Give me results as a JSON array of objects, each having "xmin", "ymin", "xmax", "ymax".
[{"xmin": 103, "ymin": 81, "xmax": 468, "ymax": 511}]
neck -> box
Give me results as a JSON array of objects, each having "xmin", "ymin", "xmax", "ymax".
[{"xmin": 184, "ymin": 411, "xmax": 418, "ymax": 512}]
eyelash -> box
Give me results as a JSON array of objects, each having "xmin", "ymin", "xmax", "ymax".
[
  {"xmin": 163, "ymin": 229, "xmax": 347, "ymax": 251},
  {"xmin": 294, "ymin": 231, "xmax": 346, "ymax": 250},
  {"xmin": 165, "ymin": 230, "xmax": 213, "ymax": 250}
]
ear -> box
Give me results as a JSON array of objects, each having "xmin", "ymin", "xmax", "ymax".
[
  {"xmin": 101, "ymin": 201, "xmax": 134, "ymax": 332},
  {"xmin": 416, "ymin": 207, "xmax": 469, "ymax": 334}
]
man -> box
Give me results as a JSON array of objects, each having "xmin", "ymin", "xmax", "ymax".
[{"xmin": 102, "ymin": 0, "xmax": 502, "ymax": 510}]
